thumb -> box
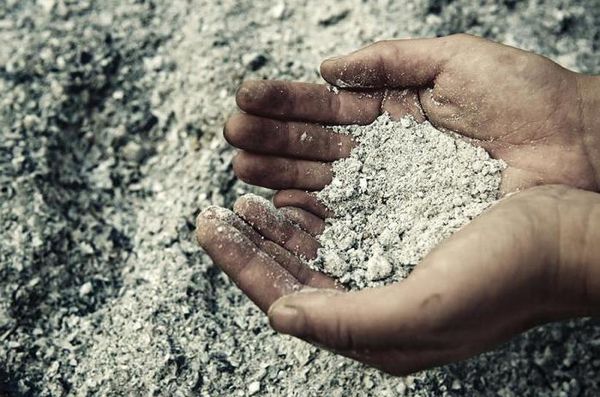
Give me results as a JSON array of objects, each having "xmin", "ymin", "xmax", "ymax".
[
  {"xmin": 267, "ymin": 277, "xmax": 436, "ymax": 351},
  {"xmin": 320, "ymin": 36, "xmax": 462, "ymax": 89}
]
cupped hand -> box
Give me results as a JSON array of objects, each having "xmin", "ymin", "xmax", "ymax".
[
  {"xmin": 225, "ymin": 34, "xmax": 600, "ymax": 193},
  {"xmin": 203, "ymin": 34, "xmax": 600, "ymax": 375},
  {"xmin": 197, "ymin": 185, "xmax": 600, "ymax": 375}
]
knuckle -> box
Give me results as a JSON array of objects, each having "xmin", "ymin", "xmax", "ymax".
[
  {"xmin": 328, "ymin": 92, "xmax": 343, "ymax": 119},
  {"xmin": 287, "ymin": 159, "xmax": 300, "ymax": 187},
  {"xmin": 271, "ymin": 83, "xmax": 292, "ymax": 115},
  {"xmin": 319, "ymin": 314, "xmax": 355, "ymax": 350},
  {"xmin": 280, "ymin": 121, "xmax": 293, "ymax": 153}
]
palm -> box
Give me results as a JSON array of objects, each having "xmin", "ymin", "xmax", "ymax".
[
  {"xmin": 226, "ymin": 34, "xmax": 598, "ymax": 194},
  {"xmin": 413, "ymin": 38, "xmax": 594, "ymax": 191}
]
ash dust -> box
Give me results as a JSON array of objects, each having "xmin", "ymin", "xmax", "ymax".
[{"xmin": 314, "ymin": 114, "xmax": 504, "ymax": 288}]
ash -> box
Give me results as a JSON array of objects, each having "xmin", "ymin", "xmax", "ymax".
[{"xmin": 315, "ymin": 115, "xmax": 504, "ymax": 288}]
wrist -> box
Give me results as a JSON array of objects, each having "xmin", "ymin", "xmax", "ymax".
[
  {"xmin": 576, "ymin": 73, "xmax": 600, "ymax": 190},
  {"xmin": 553, "ymin": 186, "xmax": 600, "ymax": 317}
]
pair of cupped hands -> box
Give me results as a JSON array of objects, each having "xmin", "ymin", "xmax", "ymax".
[{"xmin": 197, "ymin": 34, "xmax": 600, "ymax": 375}]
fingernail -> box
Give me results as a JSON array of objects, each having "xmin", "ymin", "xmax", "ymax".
[{"xmin": 268, "ymin": 300, "xmax": 304, "ymax": 336}]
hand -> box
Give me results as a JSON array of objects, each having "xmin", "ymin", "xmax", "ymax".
[
  {"xmin": 197, "ymin": 185, "xmax": 600, "ymax": 375},
  {"xmin": 225, "ymin": 34, "xmax": 600, "ymax": 193}
]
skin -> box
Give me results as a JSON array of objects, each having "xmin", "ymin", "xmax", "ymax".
[{"xmin": 198, "ymin": 34, "xmax": 600, "ymax": 375}]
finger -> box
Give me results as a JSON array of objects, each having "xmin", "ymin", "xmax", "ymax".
[
  {"xmin": 224, "ymin": 113, "xmax": 355, "ymax": 161},
  {"xmin": 273, "ymin": 190, "xmax": 332, "ymax": 219},
  {"xmin": 279, "ymin": 206, "xmax": 326, "ymax": 237},
  {"xmin": 268, "ymin": 285, "xmax": 421, "ymax": 351},
  {"xmin": 320, "ymin": 36, "xmax": 460, "ymax": 88},
  {"xmin": 251, "ymin": 238, "xmax": 340, "ymax": 290},
  {"xmin": 234, "ymin": 194, "xmax": 321, "ymax": 260},
  {"xmin": 268, "ymin": 268, "xmax": 504, "ymax": 352},
  {"xmin": 236, "ymin": 80, "xmax": 383, "ymax": 124},
  {"xmin": 266, "ymin": 249, "xmax": 487, "ymax": 352},
  {"xmin": 261, "ymin": 238, "xmax": 338, "ymax": 289},
  {"xmin": 200, "ymin": 205, "xmax": 263, "ymax": 242},
  {"xmin": 233, "ymin": 151, "xmax": 332, "ymax": 190},
  {"xmin": 196, "ymin": 209, "xmax": 302, "ymax": 312},
  {"xmin": 202, "ymin": 206, "xmax": 340, "ymax": 290}
]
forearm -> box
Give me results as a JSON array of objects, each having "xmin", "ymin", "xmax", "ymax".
[{"xmin": 576, "ymin": 74, "xmax": 600, "ymax": 189}]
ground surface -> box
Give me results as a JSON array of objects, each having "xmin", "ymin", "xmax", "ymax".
[{"xmin": 1, "ymin": 0, "xmax": 600, "ymax": 396}]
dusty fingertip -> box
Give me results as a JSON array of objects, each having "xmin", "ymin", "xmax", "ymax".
[
  {"xmin": 231, "ymin": 151, "xmax": 251, "ymax": 182},
  {"xmin": 235, "ymin": 80, "xmax": 256, "ymax": 105},
  {"xmin": 195, "ymin": 211, "xmax": 217, "ymax": 245},
  {"xmin": 198, "ymin": 205, "xmax": 237, "ymax": 223},
  {"xmin": 195, "ymin": 206, "xmax": 238, "ymax": 246},
  {"xmin": 223, "ymin": 113, "xmax": 245, "ymax": 145},
  {"xmin": 233, "ymin": 193, "xmax": 255, "ymax": 213},
  {"xmin": 232, "ymin": 151, "xmax": 271, "ymax": 186},
  {"xmin": 196, "ymin": 206, "xmax": 217, "ymax": 227},
  {"xmin": 235, "ymin": 193, "xmax": 272, "ymax": 209},
  {"xmin": 319, "ymin": 58, "xmax": 342, "ymax": 84},
  {"xmin": 235, "ymin": 80, "xmax": 268, "ymax": 110}
]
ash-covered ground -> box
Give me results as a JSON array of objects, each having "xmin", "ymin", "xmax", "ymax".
[{"xmin": 1, "ymin": 0, "xmax": 599, "ymax": 396}]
